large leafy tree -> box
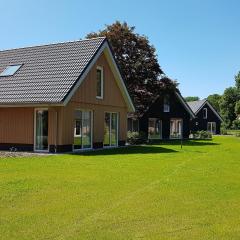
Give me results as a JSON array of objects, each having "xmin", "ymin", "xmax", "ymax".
[
  {"xmin": 86, "ymin": 21, "xmax": 178, "ymax": 114},
  {"xmin": 220, "ymin": 87, "xmax": 239, "ymax": 128},
  {"xmin": 184, "ymin": 96, "xmax": 199, "ymax": 102},
  {"xmin": 220, "ymin": 71, "xmax": 240, "ymax": 128},
  {"xmin": 207, "ymin": 94, "xmax": 221, "ymax": 112},
  {"xmin": 235, "ymin": 100, "xmax": 240, "ymax": 116},
  {"xmin": 235, "ymin": 71, "xmax": 240, "ymax": 90}
]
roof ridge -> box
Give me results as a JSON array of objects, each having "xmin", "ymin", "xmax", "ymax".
[
  {"xmin": 187, "ymin": 99, "xmax": 206, "ymax": 104},
  {"xmin": 0, "ymin": 37, "xmax": 106, "ymax": 53}
]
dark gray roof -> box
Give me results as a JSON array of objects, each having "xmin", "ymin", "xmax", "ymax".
[
  {"xmin": 0, "ymin": 37, "xmax": 106, "ymax": 104},
  {"xmin": 187, "ymin": 99, "xmax": 206, "ymax": 113}
]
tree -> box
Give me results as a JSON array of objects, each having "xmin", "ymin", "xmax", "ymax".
[
  {"xmin": 235, "ymin": 71, "xmax": 240, "ymax": 90},
  {"xmin": 207, "ymin": 94, "xmax": 221, "ymax": 112},
  {"xmin": 86, "ymin": 21, "xmax": 178, "ymax": 114},
  {"xmin": 233, "ymin": 100, "xmax": 240, "ymax": 129},
  {"xmin": 184, "ymin": 96, "xmax": 199, "ymax": 102},
  {"xmin": 220, "ymin": 87, "xmax": 239, "ymax": 128},
  {"xmin": 235, "ymin": 100, "xmax": 240, "ymax": 116}
]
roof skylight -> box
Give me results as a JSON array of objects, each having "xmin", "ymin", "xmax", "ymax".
[{"xmin": 0, "ymin": 64, "xmax": 22, "ymax": 77}]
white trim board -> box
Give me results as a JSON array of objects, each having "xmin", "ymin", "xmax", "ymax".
[
  {"xmin": 195, "ymin": 100, "xmax": 223, "ymax": 122},
  {"xmin": 175, "ymin": 92, "xmax": 196, "ymax": 119},
  {"xmin": 62, "ymin": 41, "xmax": 135, "ymax": 112}
]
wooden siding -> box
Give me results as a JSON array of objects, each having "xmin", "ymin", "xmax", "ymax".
[
  {"xmin": 0, "ymin": 52, "xmax": 129, "ymax": 149},
  {"xmin": 71, "ymin": 53, "xmax": 126, "ymax": 108},
  {"xmin": 190, "ymin": 103, "xmax": 221, "ymax": 134},
  {"xmin": 58, "ymin": 52, "xmax": 128, "ymax": 146},
  {"xmin": 0, "ymin": 107, "xmax": 34, "ymax": 144},
  {"xmin": 58, "ymin": 102, "xmax": 127, "ymax": 145},
  {"xmin": 139, "ymin": 92, "xmax": 191, "ymax": 139}
]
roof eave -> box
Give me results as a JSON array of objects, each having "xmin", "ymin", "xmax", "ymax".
[
  {"xmin": 62, "ymin": 40, "xmax": 135, "ymax": 112},
  {"xmin": 0, "ymin": 102, "xmax": 64, "ymax": 108},
  {"xmin": 175, "ymin": 92, "xmax": 196, "ymax": 118}
]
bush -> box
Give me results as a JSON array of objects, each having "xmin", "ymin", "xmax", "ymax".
[
  {"xmin": 235, "ymin": 132, "xmax": 240, "ymax": 137},
  {"xmin": 190, "ymin": 130, "xmax": 212, "ymax": 139},
  {"xmin": 220, "ymin": 127, "xmax": 228, "ymax": 135},
  {"xmin": 127, "ymin": 131, "xmax": 147, "ymax": 145},
  {"xmin": 232, "ymin": 119, "xmax": 240, "ymax": 130}
]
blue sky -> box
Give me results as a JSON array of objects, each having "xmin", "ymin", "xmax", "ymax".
[{"xmin": 0, "ymin": 0, "xmax": 239, "ymax": 98}]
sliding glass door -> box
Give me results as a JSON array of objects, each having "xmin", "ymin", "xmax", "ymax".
[
  {"xmin": 35, "ymin": 109, "xmax": 48, "ymax": 151},
  {"xmin": 74, "ymin": 110, "xmax": 92, "ymax": 150},
  {"xmin": 148, "ymin": 118, "xmax": 162, "ymax": 139},
  {"xmin": 104, "ymin": 112, "xmax": 118, "ymax": 147},
  {"xmin": 170, "ymin": 119, "xmax": 182, "ymax": 139},
  {"xmin": 207, "ymin": 122, "xmax": 216, "ymax": 134}
]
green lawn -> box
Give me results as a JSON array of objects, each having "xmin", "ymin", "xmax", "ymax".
[
  {"xmin": 227, "ymin": 129, "xmax": 240, "ymax": 135},
  {"xmin": 1, "ymin": 136, "xmax": 240, "ymax": 239}
]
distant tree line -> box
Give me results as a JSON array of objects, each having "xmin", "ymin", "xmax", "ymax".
[{"xmin": 185, "ymin": 72, "xmax": 240, "ymax": 129}]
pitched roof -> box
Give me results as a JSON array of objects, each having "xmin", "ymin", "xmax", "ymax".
[
  {"xmin": 0, "ymin": 37, "xmax": 135, "ymax": 111},
  {"xmin": 175, "ymin": 92, "xmax": 196, "ymax": 118},
  {"xmin": 128, "ymin": 91, "xmax": 195, "ymax": 119},
  {"xmin": 187, "ymin": 99, "xmax": 206, "ymax": 113},
  {"xmin": 187, "ymin": 99, "xmax": 223, "ymax": 121}
]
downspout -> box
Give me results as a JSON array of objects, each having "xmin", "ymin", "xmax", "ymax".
[{"xmin": 55, "ymin": 110, "xmax": 58, "ymax": 153}]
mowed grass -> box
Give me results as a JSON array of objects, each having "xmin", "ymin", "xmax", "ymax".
[
  {"xmin": 227, "ymin": 129, "xmax": 240, "ymax": 135},
  {"xmin": 0, "ymin": 136, "xmax": 240, "ymax": 240}
]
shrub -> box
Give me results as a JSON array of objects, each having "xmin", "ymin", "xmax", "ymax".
[
  {"xmin": 235, "ymin": 132, "xmax": 240, "ymax": 137},
  {"xmin": 220, "ymin": 127, "xmax": 228, "ymax": 135},
  {"xmin": 190, "ymin": 130, "xmax": 212, "ymax": 139},
  {"xmin": 127, "ymin": 131, "xmax": 147, "ymax": 145},
  {"xmin": 232, "ymin": 119, "xmax": 240, "ymax": 130}
]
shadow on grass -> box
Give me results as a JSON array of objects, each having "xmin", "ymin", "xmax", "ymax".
[
  {"xmin": 150, "ymin": 139, "xmax": 220, "ymax": 147},
  {"xmin": 73, "ymin": 145, "xmax": 178, "ymax": 156}
]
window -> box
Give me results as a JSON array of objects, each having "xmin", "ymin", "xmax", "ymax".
[
  {"xmin": 132, "ymin": 119, "xmax": 139, "ymax": 132},
  {"xmin": 0, "ymin": 64, "xmax": 22, "ymax": 77},
  {"xmin": 163, "ymin": 96, "xmax": 170, "ymax": 112},
  {"xmin": 127, "ymin": 118, "xmax": 132, "ymax": 132},
  {"xmin": 75, "ymin": 120, "xmax": 81, "ymax": 136},
  {"xmin": 207, "ymin": 122, "xmax": 216, "ymax": 134},
  {"xmin": 170, "ymin": 119, "xmax": 182, "ymax": 139},
  {"xmin": 74, "ymin": 110, "xmax": 92, "ymax": 150},
  {"xmin": 148, "ymin": 118, "xmax": 162, "ymax": 139},
  {"xmin": 96, "ymin": 66, "xmax": 103, "ymax": 99},
  {"xmin": 127, "ymin": 118, "xmax": 139, "ymax": 132},
  {"xmin": 203, "ymin": 108, "xmax": 207, "ymax": 119},
  {"xmin": 104, "ymin": 112, "xmax": 118, "ymax": 147},
  {"xmin": 35, "ymin": 109, "xmax": 48, "ymax": 151}
]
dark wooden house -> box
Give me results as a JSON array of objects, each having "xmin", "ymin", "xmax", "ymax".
[
  {"xmin": 187, "ymin": 100, "xmax": 223, "ymax": 134},
  {"xmin": 128, "ymin": 91, "xmax": 195, "ymax": 139}
]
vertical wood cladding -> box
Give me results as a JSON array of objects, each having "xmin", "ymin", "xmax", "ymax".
[
  {"xmin": 58, "ymin": 52, "xmax": 128, "ymax": 146},
  {"xmin": 139, "ymin": 92, "xmax": 191, "ymax": 139},
  {"xmin": 190, "ymin": 103, "xmax": 221, "ymax": 134},
  {"xmin": 0, "ymin": 107, "xmax": 34, "ymax": 144},
  {"xmin": 0, "ymin": 52, "xmax": 129, "ymax": 150}
]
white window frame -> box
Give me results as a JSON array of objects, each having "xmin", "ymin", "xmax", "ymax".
[
  {"xmin": 163, "ymin": 96, "xmax": 170, "ymax": 112},
  {"xmin": 132, "ymin": 119, "xmax": 139, "ymax": 132},
  {"xmin": 170, "ymin": 118, "xmax": 183, "ymax": 139},
  {"xmin": 148, "ymin": 118, "xmax": 162, "ymax": 139},
  {"xmin": 207, "ymin": 122, "xmax": 216, "ymax": 134},
  {"xmin": 73, "ymin": 109, "xmax": 93, "ymax": 151},
  {"xmin": 203, "ymin": 108, "xmax": 208, "ymax": 119},
  {"xmin": 34, "ymin": 108, "xmax": 49, "ymax": 152},
  {"xmin": 96, "ymin": 66, "xmax": 104, "ymax": 99},
  {"xmin": 104, "ymin": 112, "xmax": 119, "ymax": 148},
  {"xmin": 128, "ymin": 118, "xmax": 139, "ymax": 132}
]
